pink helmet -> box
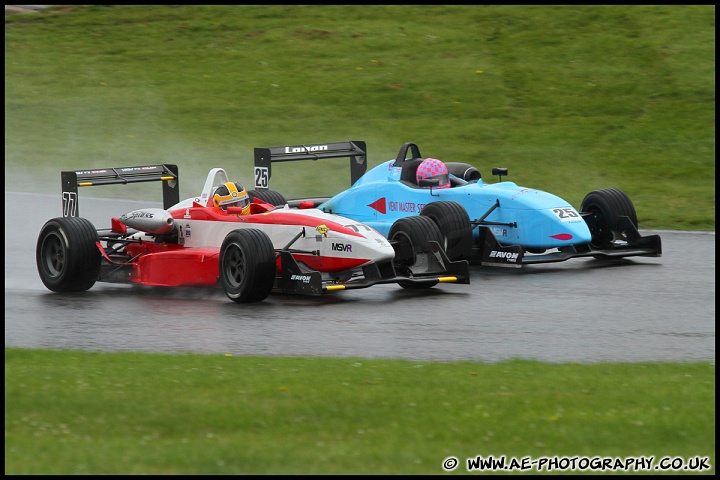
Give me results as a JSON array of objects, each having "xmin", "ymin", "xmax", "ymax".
[{"xmin": 416, "ymin": 158, "xmax": 450, "ymax": 189}]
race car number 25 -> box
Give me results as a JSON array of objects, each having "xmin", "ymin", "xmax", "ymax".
[
  {"xmin": 254, "ymin": 167, "xmax": 269, "ymax": 189},
  {"xmin": 551, "ymin": 207, "xmax": 580, "ymax": 222}
]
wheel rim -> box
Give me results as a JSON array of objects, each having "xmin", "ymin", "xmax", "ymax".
[
  {"xmin": 586, "ymin": 208, "xmax": 610, "ymax": 248},
  {"xmin": 391, "ymin": 232, "xmax": 415, "ymax": 267},
  {"xmin": 223, "ymin": 244, "xmax": 246, "ymax": 288},
  {"xmin": 41, "ymin": 232, "xmax": 66, "ymax": 278},
  {"xmin": 424, "ymin": 214, "xmax": 448, "ymax": 250}
]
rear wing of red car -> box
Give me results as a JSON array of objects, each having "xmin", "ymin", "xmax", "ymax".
[
  {"xmin": 61, "ymin": 164, "xmax": 179, "ymax": 217},
  {"xmin": 253, "ymin": 141, "xmax": 367, "ymax": 190}
]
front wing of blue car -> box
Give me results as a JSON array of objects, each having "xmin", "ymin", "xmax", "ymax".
[{"xmin": 476, "ymin": 219, "xmax": 662, "ymax": 267}]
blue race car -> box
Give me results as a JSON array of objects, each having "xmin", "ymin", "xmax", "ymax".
[{"xmin": 251, "ymin": 141, "xmax": 661, "ymax": 267}]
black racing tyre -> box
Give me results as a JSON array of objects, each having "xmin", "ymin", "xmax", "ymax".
[
  {"xmin": 388, "ymin": 216, "xmax": 443, "ymax": 289},
  {"xmin": 389, "ymin": 216, "xmax": 443, "ymax": 266},
  {"xmin": 249, "ymin": 189, "xmax": 287, "ymax": 206},
  {"xmin": 219, "ymin": 229, "xmax": 277, "ymax": 303},
  {"xmin": 420, "ymin": 201, "xmax": 473, "ymax": 261},
  {"xmin": 580, "ymin": 188, "xmax": 638, "ymax": 250},
  {"xmin": 36, "ymin": 216, "xmax": 101, "ymax": 292}
]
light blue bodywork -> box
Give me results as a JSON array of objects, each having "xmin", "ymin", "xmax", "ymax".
[
  {"xmin": 253, "ymin": 140, "xmax": 661, "ymax": 267},
  {"xmin": 318, "ymin": 159, "xmax": 592, "ymax": 250}
]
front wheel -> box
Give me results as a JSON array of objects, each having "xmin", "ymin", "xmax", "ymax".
[
  {"xmin": 219, "ymin": 229, "xmax": 277, "ymax": 303},
  {"xmin": 580, "ymin": 188, "xmax": 638, "ymax": 249},
  {"xmin": 36, "ymin": 216, "xmax": 101, "ymax": 292},
  {"xmin": 420, "ymin": 201, "xmax": 473, "ymax": 261},
  {"xmin": 388, "ymin": 216, "xmax": 443, "ymax": 289}
]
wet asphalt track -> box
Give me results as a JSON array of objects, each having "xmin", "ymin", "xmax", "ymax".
[{"xmin": 4, "ymin": 192, "xmax": 715, "ymax": 363}]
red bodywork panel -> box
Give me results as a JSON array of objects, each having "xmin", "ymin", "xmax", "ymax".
[
  {"xmin": 171, "ymin": 201, "xmax": 365, "ymax": 239},
  {"xmin": 122, "ymin": 243, "xmax": 368, "ymax": 286},
  {"xmin": 124, "ymin": 243, "xmax": 221, "ymax": 287},
  {"xmin": 114, "ymin": 198, "xmax": 376, "ymax": 286},
  {"xmin": 290, "ymin": 254, "xmax": 367, "ymax": 272}
]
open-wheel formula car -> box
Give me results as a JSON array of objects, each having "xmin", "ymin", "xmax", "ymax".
[
  {"xmin": 251, "ymin": 140, "xmax": 661, "ymax": 267},
  {"xmin": 36, "ymin": 163, "xmax": 470, "ymax": 303}
]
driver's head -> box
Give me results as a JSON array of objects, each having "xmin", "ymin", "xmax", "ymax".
[
  {"xmin": 213, "ymin": 182, "xmax": 251, "ymax": 214},
  {"xmin": 416, "ymin": 158, "xmax": 450, "ymax": 189}
]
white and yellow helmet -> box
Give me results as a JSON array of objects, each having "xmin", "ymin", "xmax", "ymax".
[{"xmin": 213, "ymin": 182, "xmax": 251, "ymax": 215}]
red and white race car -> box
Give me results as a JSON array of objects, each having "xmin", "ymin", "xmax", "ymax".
[{"xmin": 36, "ymin": 164, "xmax": 470, "ymax": 303}]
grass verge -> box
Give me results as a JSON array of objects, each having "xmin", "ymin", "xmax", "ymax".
[
  {"xmin": 4, "ymin": 5, "xmax": 715, "ymax": 230},
  {"xmin": 5, "ymin": 348, "xmax": 715, "ymax": 475}
]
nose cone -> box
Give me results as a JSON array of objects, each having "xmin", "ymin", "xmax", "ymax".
[
  {"xmin": 518, "ymin": 208, "xmax": 592, "ymax": 249},
  {"xmin": 364, "ymin": 235, "xmax": 396, "ymax": 262},
  {"xmin": 335, "ymin": 222, "xmax": 396, "ymax": 263},
  {"xmin": 549, "ymin": 220, "xmax": 592, "ymax": 245}
]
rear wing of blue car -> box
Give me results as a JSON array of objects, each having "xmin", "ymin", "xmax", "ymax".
[
  {"xmin": 253, "ymin": 141, "xmax": 367, "ymax": 190},
  {"xmin": 61, "ymin": 164, "xmax": 179, "ymax": 217}
]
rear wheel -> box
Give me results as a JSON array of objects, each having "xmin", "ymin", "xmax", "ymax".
[
  {"xmin": 580, "ymin": 188, "xmax": 638, "ymax": 249},
  {"xmin": 420, "ymin": 201, "xmax": 473, "ymax": 261},
  {"xmin": 36, "ymin": 217, "xmax": 101, "ymax": 292},
  {"xmin": 249, "ymin": 189, "xmax": 287, "ymax": 206},
  {"xmin": 219, "ymin": 229, "xmax": 277, "ymax": 303},
  {"xmin": 388, "ymin": 216, "xmax": 443, "ymax": 289}
]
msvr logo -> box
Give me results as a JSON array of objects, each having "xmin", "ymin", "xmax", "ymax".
[{"xmin": 332, "ymin": 242, "xmax": 352, "ymax": 252}]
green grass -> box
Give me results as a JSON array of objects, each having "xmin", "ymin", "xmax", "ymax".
[
  {"xmin": 4, "ymin": 5, "xmax": 715, "ymax": 229},
  {"xmin": 4, "ymin": 6, "xmax": 716, "ymax": 475},
  {"xmin": 5, "ymin": 348, "xmax": 715, "ymax": 475}
]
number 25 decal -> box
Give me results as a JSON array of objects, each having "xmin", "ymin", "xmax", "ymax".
[
  {"xmin": 552, "ymin": 207, "xmax": 580, "ymax": 221},
  {"xmin": 254, "ymin": 167, "xmax": 269, "ymax": 189}
]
